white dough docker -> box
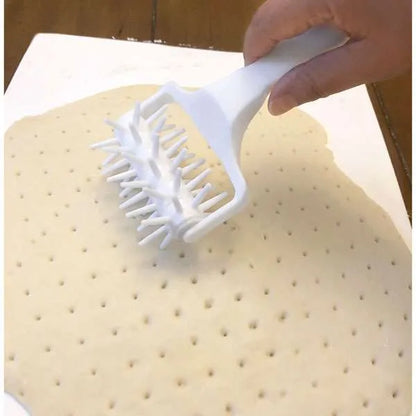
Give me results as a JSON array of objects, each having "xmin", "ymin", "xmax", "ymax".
[{"xmin": 92, "ymin": 25, "xmax": 346, "ymax": 249}]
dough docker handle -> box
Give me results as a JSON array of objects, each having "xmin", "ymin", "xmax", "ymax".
[
  {"xmin": 245, "ymin": 25, "xmax": 347, "ymax": 96},
  {"xmin": 204, "ymin": 25, "xmax": 348, "ymax": 133}
]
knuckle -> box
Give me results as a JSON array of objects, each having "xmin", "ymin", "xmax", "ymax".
[
  {"xmin": 251, "ymin": 8, "xmax": 264, "ymax": 30},
  {"xmin": 250, "ymin": 0, "xmax": 277, "ymax": 38},
  {"xmin": 250, "ymin": 8, "xmax": 269, "ymax": 39},
  {"xmin": 297, "ymin": 69, "xmax": 327, "ymax": 100}
]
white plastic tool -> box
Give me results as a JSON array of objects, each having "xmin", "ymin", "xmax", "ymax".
[{"xmin": 92, "ymin": 25, "xmax": 346, "ymax": 248}]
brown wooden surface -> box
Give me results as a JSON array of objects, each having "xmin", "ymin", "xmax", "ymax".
[
  {"xmin": 5, "ymin": 0, "xmax": 153, "ymax": 87},
  {"xmin": 367, "ymin": 73, "xmax": 412, "ymax": 219},
  {"xmin": 5, "ymin": 0, "xmax": 411, "ymax": 216},
  {"xmin": 155, "ymin": 0, "xmax": 262, "ymax": 51}
]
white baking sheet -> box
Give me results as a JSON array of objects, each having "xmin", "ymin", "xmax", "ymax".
[{"xmin": 4, "ymin": 33, "xmax": 411, "ymax": 415}]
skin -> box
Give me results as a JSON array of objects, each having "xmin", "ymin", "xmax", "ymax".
[{"xmin": 243, "ymin": 0, "xmax": 411, "ymax": 115}]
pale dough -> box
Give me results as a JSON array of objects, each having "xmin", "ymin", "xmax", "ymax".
[{"xmin": 4, "ymin": 85, "xmax": 411, "ymax": 416}]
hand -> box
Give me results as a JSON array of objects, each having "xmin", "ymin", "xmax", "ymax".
[{"xmin": 243, "ymin": 0, "xmax": 411, "ymax": 115}]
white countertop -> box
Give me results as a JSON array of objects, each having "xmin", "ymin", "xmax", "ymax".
[{"xmin": 4, "ymin": 33, "xmax": 411, "ymax": 415}]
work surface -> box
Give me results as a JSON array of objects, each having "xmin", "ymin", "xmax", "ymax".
[{"xmin": 4, "ymin": 33, "xmax": 411, "ymax": 415}]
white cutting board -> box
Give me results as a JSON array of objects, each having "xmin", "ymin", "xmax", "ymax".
[{"xmin": 4, "ymin": 33, "xmax": 411, "ymax": 415}]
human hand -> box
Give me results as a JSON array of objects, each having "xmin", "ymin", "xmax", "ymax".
[{"xmin": 243, "ymin": 0, "xmax": 411, "ymax": 115}]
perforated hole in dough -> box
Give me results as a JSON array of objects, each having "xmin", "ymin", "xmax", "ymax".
[{"xmin": 4, "ymin": 85, "xmax": 410, "ymax": 416}]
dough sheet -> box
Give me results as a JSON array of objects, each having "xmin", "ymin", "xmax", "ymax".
[{"xmin": 4, "ymin": 85, "xmax": 411, "ymax": 416}]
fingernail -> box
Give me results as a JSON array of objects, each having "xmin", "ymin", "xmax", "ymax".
[{"xmin": 268, "ymin": 95, "xmax": 298, "ymax": 116}]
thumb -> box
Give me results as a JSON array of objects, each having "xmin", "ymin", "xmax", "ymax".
[{"xmin": 268, "ymin": 40, "xmax": 374, "ymax": 115}]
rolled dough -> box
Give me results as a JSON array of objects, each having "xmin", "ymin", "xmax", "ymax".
[{"xmin": 4, "ymin": 85, "xmax": 411, "ymax": 416}]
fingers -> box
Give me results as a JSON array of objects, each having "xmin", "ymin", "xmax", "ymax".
[
  {"xmin": 268, "ymin": 40, "xmax": 374, "ymax": 115},
  {"xmin": 243, "ymin": 0, "xmax": 334, "ymax": 64}
]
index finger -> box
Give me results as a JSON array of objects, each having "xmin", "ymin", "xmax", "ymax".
[{"xmin": 243, "ymin": 0, "xmax": 334, "ymax": 64}]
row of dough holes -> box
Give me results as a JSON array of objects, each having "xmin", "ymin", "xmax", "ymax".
[
  {"xmin": 12, "ymin": 365, "xmax": 400, "ymax": 413},
  {"xmin": 10, "ymin": 366, "xmax": 400, "ymax": 415},
  {"xmin": 20, "ymin": 266, "xmax": 410, "ymax": 314},
  {"xmin": 10, "ymin": 314, "xmax": 405, "ymax": 359},
  {"xmin": 37, "ymin": 168, "xmax": 84, "ymax": 175},
  {"xmin": 24, "ymin": 269, "xmax": 410, "ymax": 320},
  {"xmin": 26, "ymin": 309, "xmax": 407, "ymax": 376},
  {"xmin": 20, "ymin": 220, "xmax": 388, "ymax": 253},
  {"xmin": 17, "ymin": 236, "xmax": 398, "ymax": 274},
  {"xmin": 10, "ymin": 337, "xmax": 405, "ymax": 371},
  {"xmin": 16, "ymin": 196, "xmax": 386, "ymax": 250},
  {"xmin": 24, "ymin": 276, "xmax": 410, "ymax": 324},
  {"xmin": 20, "ymin": 235, "xmax": 403, "ymax": 292}
]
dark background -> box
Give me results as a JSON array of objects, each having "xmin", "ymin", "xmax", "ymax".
[{"xmin": 5, "ymin": 0, "xmax": 411, "ymax": 216}]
